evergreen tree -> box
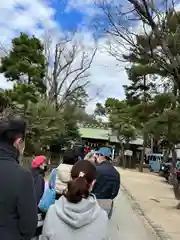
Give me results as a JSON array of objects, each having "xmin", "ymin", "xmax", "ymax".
[{"xmin": 0, "ymin": 33, "xmax": 46, "ymax": 94}]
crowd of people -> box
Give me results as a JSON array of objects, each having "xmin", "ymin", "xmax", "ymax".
[{"xmin": 0, "ymin": 113, "xmax": 120, "ymax": 240}]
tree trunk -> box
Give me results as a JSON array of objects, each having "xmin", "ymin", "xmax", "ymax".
[
  {"xmin": 150, "ymin": 136, "xmax": 153, "ymax": 152},
  {"xmin": 139, "ymin": 75, "xmax": 148, "ymax": 172},
  {"xmin": 169, "ymin": 145, "xmax": 177, "ymax": 185},
  {"xmin": 23, "ymin": 101, "xmax": 28, "ymax": 116},
  {"xmin": 54, "ymin": 79, "xmax": 58, "ymax": 111},
  {"xmin": 139, "ymin": 133, "xmax": 146, "ymax": 172},
  {"xmin": 168, "ymin": 82, "xmax": 177, "ymax": 183},
  {"xmin": 120, "ymin": 142, "xmax": 125, "ymax": 168},
  {"xmin": 163, "ymin": 147, "xmax": 170, "ymax": 162},
  {"xmin": 124, "ymin": 140, "xmax": 130, "ymax": 168}
]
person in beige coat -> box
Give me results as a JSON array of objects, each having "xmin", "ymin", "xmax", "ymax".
[{"xmin": 55, "ymin": 149, "xmax": 80, "ymax": 199}]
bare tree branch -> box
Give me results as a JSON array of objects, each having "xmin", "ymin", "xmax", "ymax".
[
  {"xmin": 0, "ymin": 42, "xmax": 8, "ymax": 57},
  {"xmin": 126, "ymin": 0, "xmax": 180, "ymax": 88},
  {"xmin": 44, "ymin": 34, "xmax": 97, "ymax": 110},
  {"xmin": 95, "ymin": 0, "xmax": 180, "ymax": 89}
]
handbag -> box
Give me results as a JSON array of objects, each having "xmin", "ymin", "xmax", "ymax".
[{"xmin": 38, "ymin": 187, "xmax": 56, "ymax": 213}]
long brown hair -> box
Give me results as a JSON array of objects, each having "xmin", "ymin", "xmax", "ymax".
[{"xmin": 64, "ymin": 160, "xmax": 96, "ymax": 203}]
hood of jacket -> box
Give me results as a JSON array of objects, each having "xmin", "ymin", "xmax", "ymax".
[
  {"xmin": 55, "ymin": 194, "xmax": 101, "ymax": 228},
  {"xmin": 55, "ymin": 164, "xmax": 72, "ymax": 193}
]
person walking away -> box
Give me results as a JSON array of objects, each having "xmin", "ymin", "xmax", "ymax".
[
  {"xmin": 0, "ymin": 112, "xmax": 37, "ymax": 240},
  {"xmin": 92, "ymin": 147, "xmax": 120, "ymax": 219},
  {"xmin": 30, "ymin": 155, "xmax": 48, "ymax": 240},
  {"xmin": 30, "ymin": 155, "xmax": 47, "ymax": 204},
  {"xmin": 55, "ymin": 149, "xmax": 79, "ymax": 199},
  {"xmin": 41, "ymin": 160, "xmax": 108, "ymax": 240}
]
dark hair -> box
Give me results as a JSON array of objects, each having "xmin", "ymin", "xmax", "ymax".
[
  {"xmin": 0, "ymin": 110, "xmax": 26, "ymax": 143},
  {"xmin": 64, "ymin": 160, "xmax": 96, "ymax": 203},
  {"xmin": 62, "ymin": 149, "xmax": 79, "ymax": 165}
]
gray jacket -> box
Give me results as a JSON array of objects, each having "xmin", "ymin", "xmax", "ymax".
[{"xmin": 41, "ymin": 194, "xmax": 108, "ymax": 240}]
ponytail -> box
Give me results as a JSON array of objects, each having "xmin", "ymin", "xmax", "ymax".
[
  {"xmin": 63, "ymin": 160, "xmax": 96, "ymax": 203},
  {"xmin": 64, "ymin": 176, "xmax": 89, "ymax": 203}
]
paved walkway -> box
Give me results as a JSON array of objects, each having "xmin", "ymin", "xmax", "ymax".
[
  {"xmin": 109, "ymin": 187, "xmax": 157, "ymax": 240},
  {"xmin": 119, "ymin": 169, "xmax": 180, "ymax": 240}
]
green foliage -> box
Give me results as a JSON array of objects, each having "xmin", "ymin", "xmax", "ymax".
[
  {"xmin": 62, "ymin": 104, "xmax": 80, "ymax": 140},
  {"xmin": 13, "ymin": 100, "xmax": 64, "ymax": 154},
  {"xmin": 123, "ymin": 9, "xmax": 180, "ymax": 88},
  {"xmin": 123, "ymin": 9, "xmax": 180, "ymax": 146},
  {"xmin": 0, "ymin": 89, "xmax": 12, "ymax": 111},
  {"xmin": 145, "ymin": 108, "xmax": 180, "ymax": 145},
  {"xmin": 151, "ymin": 93, "xmax": 176, "ymax": 114},
  {"xmin": 94, "ymin": 1, "xmax": 180, "ymax": 172},
  {"xmin": 0, "ymin": 33, "xmax": 46, "ymax": 94},
  {"xmin": 143, "ymin": 93, "xmax": 180, "ymax": 145},
  {"xmin": 67, "ymin": 86, "xmax": 89, "ymax": 109},
  {"xmin": 0, "ymin": 32, "xmax": 94, "ymax": 156},
  {"xmin": 8, "ymin": 83, "xmax": 38, "ymax": 105},
  {"xmin": 122, "ymin": 9, "xmax": 180, "ymax": 147},
  {"xmin": 96, "ymin": 98, "xmax": 136, "ymax": 143},
  {"xmin": 94, "ymin": 102, "xmax": 106, "ymax": 116},
  {"xmin": 0, "ymin": 84, "xmax": 39, "ymax": 112}
]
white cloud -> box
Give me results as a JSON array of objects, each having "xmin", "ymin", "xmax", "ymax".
[
  {"xmin": 86, "ymin": 39, "xmax": 129, "ymax": 113},
  {"xmin": 66, "ymin": 0, "xmax": 97, "ymax": 15},
  {"xmin": 0, "ymin": 0, "xmax": 58, "ymax": 45},
  {"xmin": 0, "ymin": 0, "xmax": 58, "ymax": 89},
  {"xmin": 0, "ymin": 0, "xmax": 129, "ymax": 114}
]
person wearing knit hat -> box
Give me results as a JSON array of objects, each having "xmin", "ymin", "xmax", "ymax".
[
  {"xmin": 30, "ymin": 155, "xmax": 47, "ymax": 204},
  {"xmin": 30, "ymin": 155, "xmax": 47, "ymax": 240},
  {"xmin": 32, "ymin": 155, "xmax": 47, "ymax": 170}
]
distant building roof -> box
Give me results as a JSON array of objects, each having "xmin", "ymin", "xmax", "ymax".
[
  {"xmin": 109, "ymin": 135, "xmax": 143, "ymax": 145},
  {"xmin": 78, "ymin": 124, "xmax": 143, "ymax": 145},
  {"xmin": 79, "ymin": 127, "xmax": 109, "ymax": 140}
]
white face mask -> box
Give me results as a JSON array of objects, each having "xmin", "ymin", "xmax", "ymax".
[{"xmin": 39, "ymin": 163, "xmax": 48, "ymax": 172}]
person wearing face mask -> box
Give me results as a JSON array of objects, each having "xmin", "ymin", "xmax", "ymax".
[
  {"xmin": 0, "ymin": 112, "xmax": 37, "ymax": 240},
  {"xmin": 30, "ymin": 155, "xmax": 47, "ymax": 204},
  {"xmin": 30, "ymin": 155, "xmax": 47, "ymax": 240},
  {"xmin": 92, "ymin": 147, "xmax": 120, "ymax": 219}
]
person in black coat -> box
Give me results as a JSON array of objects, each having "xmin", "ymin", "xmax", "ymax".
[
  {"xmin": 0, "ymin": 112, "xmax": 37, "ymax": 240},
  {"xmin": 92, "ymin": 147, "xmax": 120, "ymax": 219},
  {"xmin": 30, "ymin": 155, "xmax": 47, "ymax": 239},
  {"xmin": 30, "ymin": 155, "xmax": 47, "ymax": 204}
]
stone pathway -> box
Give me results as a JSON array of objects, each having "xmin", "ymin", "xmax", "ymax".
[
  {"xmin": 108, "ymin": 187, "xmax": 157, "ymax": 240},
  {"xmin": 119, "ymin": 169, "xmax": 180, "ymax": 240}
]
